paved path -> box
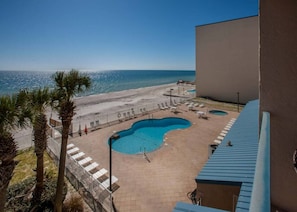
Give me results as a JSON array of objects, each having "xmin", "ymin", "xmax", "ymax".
[{"xmin": 68, "ymin": 104, "xmax": 238, "ymax": 212}]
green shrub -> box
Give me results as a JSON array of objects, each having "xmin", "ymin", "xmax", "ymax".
[
  {"xmin": 62, "ymin": 194, "xmax": 84, "ymax": 212},
  {"xmin": 6, "ymin": 177, "xmax": 67, "ymax": 211}
]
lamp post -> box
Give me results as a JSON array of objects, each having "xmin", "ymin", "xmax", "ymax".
[
  {"xmin": 170, "ymin": 88, "xmax": 173, "ymax": 106},
  {"xmin": 109, "ymin": 133, "xmax": 120, "ymax": 211}
]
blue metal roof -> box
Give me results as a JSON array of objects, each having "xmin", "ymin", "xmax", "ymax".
[
  {"xmin": 196, "ymin": 99, "xmax": 259, "ymax": 211},
  {"xmin": 173, "ymin": 202, "xmax": 228, "ymax": 212}
]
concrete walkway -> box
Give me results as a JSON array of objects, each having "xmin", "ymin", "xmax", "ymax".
[{"xmin": 67, "ymin": 103, "xmax": 238, "ymax": 212}]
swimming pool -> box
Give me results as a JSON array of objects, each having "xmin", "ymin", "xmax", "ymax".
[
  {"xmin": 109, "ymin": 117, "xmax": 191, "ymax": 154},
  {"xmin": 209, "ymin": 110, "xmax": 228, "ymax": 116},
  {"xmin": 187, "ymin": 89, "xmax": 196, "ymax": 93}
]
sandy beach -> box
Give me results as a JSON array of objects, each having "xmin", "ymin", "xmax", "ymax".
[{"xmin": 73, "ymin": 83, "xmax": 194, "ymax": 120}]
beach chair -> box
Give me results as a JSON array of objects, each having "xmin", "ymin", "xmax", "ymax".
[
  {"xmin": 220, "ymin": 132, "xmax": 227, "ymax": 137},
  {"xmin": 172, "ymin": 99, "xmax": 178, "ymax": 106},
  {"xmin": 72, "ymin": 152, "xmax": 85, "ymax": 160},
  {"xmin": 67, "ymin": 147, "xmax": 79, "ymax": 155},
  {"xmin": 131, "ymin": 108, "xmax": 136, "ymax": 118},
  {"xmin": 199, "ymin": 104, "xmax": 205, "ymax": 108},
  {"xmin": 170, "ymin": 106, "xmax": 177, "ymax": 112},
  {"xmin": 101, "ymin": 176, "xmax": 118, "ymax": 190},
  {"xmin": 224, "ymin": 126, "xmax": 231, "ymax": 131},
  {"xmin": 93, "ymin": 168, "xmax": 108, "ymax": 180},
  {"xmin": 158, "ymin": 104, "xmax": 165, "ymax": 110},
  {"xmin": 162, "ymin": 103, "xmax": 168, "ymax": 109},
  {"xmin": 214, "ymin": 140, "xmax": 222, "ymax": 144},
  {"xmin": 217, "ymin": 136, "xmax": 224, "ymax": 141},
  {"xmin": 84, "ymin": 162, "xmax": 99, "ymax": 172},
  {"xmin": 67, "ymin": 143, "xmax": 75, "ymax": 149},
  {"xmin": 78, "ymin": 157, "xmax": 92, "ymax": 166}
]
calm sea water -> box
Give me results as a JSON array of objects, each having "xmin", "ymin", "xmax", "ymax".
[{"xmin": 0, "ymin": 70, "xmax": 195, "ymax": 96}]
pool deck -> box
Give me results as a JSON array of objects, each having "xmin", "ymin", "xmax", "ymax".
[{"xmin": 68, "ymin": 104, "xmax": 238, "ymax": 212}]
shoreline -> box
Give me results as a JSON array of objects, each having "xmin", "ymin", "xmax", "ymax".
[{"xmin": 15, "ymin": 83, "xmax": 195, "ymax": 149}]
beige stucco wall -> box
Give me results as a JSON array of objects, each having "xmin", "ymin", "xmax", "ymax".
[
  {"xmin": 259, "ymin": 0, "xmax": 297, "ymax": 211},
  {"xmin": 196, "ymin": 16, "xmax": 258, "ymax": 104},
  {"xmin": 197, "ymin": 182, "xmax": 240, "ymax": 211}
]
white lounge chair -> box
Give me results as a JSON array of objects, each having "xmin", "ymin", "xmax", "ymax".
[
  {"xmin": 78, "ymin": 157, "xmax": 92, "ymax": 166},
  {"xmin": 93, "ymin": 168, "xmax": 108, "ymax": 180},
  {"xmin": 214, "ymin": 140, "xmax": 221, "ymax": 144},
  {"xmin": 224, "ymin": 127, "xmax": 231, "ymax": 131},
  {"xmin": 67, "ymin": 147, "xmax": 79, "ymax": 155},
  {"xmin": 172, "ymin": 100, "xmax": 178, "ymax": 106},
  {"xmin": 159, "ymin": 104, "xmax": 166, "ymax": 110},
  {"xmin": 162, "ymin": 103, "xmax": 168, "ymax": 109},
  {"xmin": 72, "ymin": 152, "xmax": 85, "ymax": 160},
  {"xmin": 101, "ymin": 176, "xmax": 118, "ymax": 189},
  {"xmin": 170, "ymin": 106, "xmax": 177, "ymax": 112},
  {"xmin": 221, "ymin": 130, "xmax": 228, "ymax": 134},
  {"xmin": 220, "ymin": 132, "xmax": 227, "ymax": 137},
  {"xmin": 67, "ymin": 143, "xmax": 75, "ymax": 149},
  {"xmin": 217, "ymin": 136, "xmax": 224, "ymax": 141},
  {"xmin": 85, "ymin": 162, "xmax": 99, "ymax": 172}
]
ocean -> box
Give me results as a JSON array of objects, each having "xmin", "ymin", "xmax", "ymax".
[{"xmin": 0, "ymin": 70, "xmax": 195, "ymax": 97}]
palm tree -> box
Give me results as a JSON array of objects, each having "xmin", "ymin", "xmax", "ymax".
[
  {"xmin": 25, "ymin": 88, "xmax": 52, "ymax": 204},
  {"xmin": 51, "ymin": 69, "xmax": 91, "ymax": 212},
  {"xmin": 0, "ymin": 93, "xmax": 31, "ymax": 212}
]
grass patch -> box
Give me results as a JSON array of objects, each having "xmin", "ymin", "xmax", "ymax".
[
  {"xmin": 10, "ymin": 147, "xmax": 58, "ymax": 186},
  {"xmin": 191, "ymin": 97, "xmax": 244, "ymax": 112}
]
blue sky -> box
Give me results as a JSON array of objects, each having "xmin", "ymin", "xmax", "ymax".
[{"xmin": 0, "ymin": 0, "xmax": 258, "ymax": 71}]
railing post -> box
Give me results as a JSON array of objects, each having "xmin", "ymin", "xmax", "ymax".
[{"xmin": 250, "ymin": 112, "xmax": 270, "ymax": 212}]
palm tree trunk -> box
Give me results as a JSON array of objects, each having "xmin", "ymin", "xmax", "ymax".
[
  {"xmin": 54, "ymin": 119, "xmax": 70, "ymax": 212},
  {"xmin": 0, "ymin": 188, "xmax": 6, "ymax": 212},
  {"xmin": 0, "ymin": 161, "xmax": 17, "ymax": 212},
  {"xmin": 0, "ymin": 132, "xmax": 18, "ymax": 212},
  {"xmin": 33, "ymin": 114, "xmax": 47, "ymax": 204},
  {"xmin": 32, "ymin": 153, "xmax": 44, "ymax": 204}
]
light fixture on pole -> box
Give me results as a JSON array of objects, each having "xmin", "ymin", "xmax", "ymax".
[
  {"xmin": 108, "ymin": 132, "xmax": 120, "ymax": 211},
  {"xmin": 170, "ymin": 88, "xmax": 173, "ymax": 106}
]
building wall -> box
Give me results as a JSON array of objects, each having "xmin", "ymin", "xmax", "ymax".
[
  {"xmin": 196, "ymin": 16, "xmax": 258, "ymax": 104},
  {"xmin": 197, "ymin": 182, "xmax": 240, "ymax": 211},
  {"xmin": 259, "ymin": 0, "xmax": 297, "ymax": 211}
]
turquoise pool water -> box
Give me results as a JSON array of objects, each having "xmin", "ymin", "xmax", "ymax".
[
  {"xmin": 109, "ymin": 117, "xmax": 191, "ymax": 154},
  {"xmin": 187, "ymin": 89, "xmax": 196, "ymax": 93},
  {"xmin": 209, "ymin": 110, "xmax": 228, "ymax": 116}
]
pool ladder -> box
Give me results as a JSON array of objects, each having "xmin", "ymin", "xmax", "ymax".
[
  {"xmin": 142, "ymin": 147, "xmax": 151, "ymax": 163},
  {"xmin": 148, "ymin": 114, "xmax": 153, "ymax": 119}
]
